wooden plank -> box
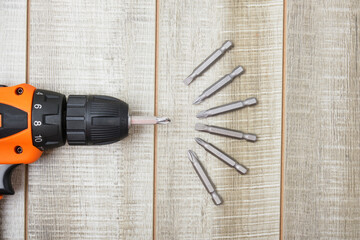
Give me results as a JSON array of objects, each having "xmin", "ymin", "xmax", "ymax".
[
  {"xmin": 156, "ymin": 1, "xmax": 283, "ymax": 239},
  {"xmin": 28, "ymin": 0, "xmax": 155, "ymax": 239},
  {"xmin": 284, "ymin": 0, "xmax": 360, "ymax": 239},
  {"xmin": 0, "ymin": 0, "xmax": 27, "ymax": 239}
]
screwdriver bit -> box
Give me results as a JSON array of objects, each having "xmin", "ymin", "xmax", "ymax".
[
  {"xmin": 184, "ymin": 40, "xmax": 233, "ymax": 85},
  {"xmin": 129, "ymin": 116, "xmax": 171, "ymax": 126},
  {"xmin": 196, "ymin": 97, "xmax": 257, "ymax": 118},
  {"xmin": 187, "ymin": 150, "xmax": 223, "ymax": 205},
  {"xmin": 193, "ymin": 66, "xmax": 244, "ymax": 105},
  {"xmin": 195, "ymin": 138, "xmax": 248, "ymax": 175},
  {"xmin": 195, "ymin": 123, "xmax": 257, "ymax": 142}
]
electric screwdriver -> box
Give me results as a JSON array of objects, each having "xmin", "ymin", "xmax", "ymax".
[{"xmin": 0, "ymin": 83, "xmax": 170, "ymax": 199}]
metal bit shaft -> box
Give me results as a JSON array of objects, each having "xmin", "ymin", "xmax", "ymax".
[
  {"xmin": 129, "ymin": 116, "xmax": 171, "ymax": 126},
  {"xmin": 187, "ymin": 150, "xmax": 223, "ymax": 205},
  {"xmin": 196, "ymin": 97, "xmax": 257, "ymax": 118},
  {"xmin": 195, "ymin": 138, "xmax": 248, "ymax": 175},
  {"xmin": 193, "ymin": 66, "xmax": 244, "ymax": 105},
  {"xmin": 195, "ymin": 123, "xmax": 257, "ymax": 142},
  {"xmin": 184, "ymin": 40, "xmax": 233, "ymax": 85}
]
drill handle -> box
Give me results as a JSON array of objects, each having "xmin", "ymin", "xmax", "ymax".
[{"xmin": 0, "ymin": 164, "xmax": 20, "ymax": 197}]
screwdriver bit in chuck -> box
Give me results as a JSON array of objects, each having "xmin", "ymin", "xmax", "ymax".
[
  {"xmin": 196, "ymin": 97, "xmax": 257, "ymax": 118},
  {"xmin": 193, "ymin": 66, "xmax": 244, "ymax": 105},
  {"xmin": 195, "ymin": 123, "xmax": 257, "ymax": 142},
  {"xmin": 129, "ymin": 116, "xmax": 171, "ymax": 126},
  {"xmin": 187, "ymin": 150, "xmax": 223, "ymax": 205},
  {"xmin": 195, "ymin": 138, "xmax": 248, "ymax": 175},
  {"xmin": 184, "ymin": 41, "xmax": 233, "ymax": 85}
]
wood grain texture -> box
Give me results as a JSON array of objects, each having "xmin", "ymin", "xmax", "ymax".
[
  {"xmin": 28, "ymin": 0, "xmax": 155, "ymax": 239},
  {"xmin": 156, "ymin": 1, "xmax": 283, "ymax": 239},
  {"xmin": 284, "ymin": 0, "xmax": 360, "ymax": 239},
  {"xmin": 0, "ymin": 0, "xmax": 27, "ymax": 239}
]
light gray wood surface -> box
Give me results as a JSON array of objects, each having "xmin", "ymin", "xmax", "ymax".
[
  {"xmin": 3, "ymin": 0, "xmax": 360, "ymax": 239},
  {"xmin": 156, "ymin": 1, "xmax": 283, "ymax": 239},
  {"xmin": 284, "ymin": 0, "xmax": 360, "ymax": 239},
  {"xmin": 0, "ymin": 0, "xmax": 27, "ymax": 239},
  {"xmin": 27, "ymin": 0, "xmax": 155, "ymax": 239}
]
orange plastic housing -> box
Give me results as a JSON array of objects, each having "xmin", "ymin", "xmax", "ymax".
[{"xmin": 0, "ymin": 84, "xmax": 43, "ymax": 164}]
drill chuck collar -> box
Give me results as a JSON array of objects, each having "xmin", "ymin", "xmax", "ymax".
[{"xmin": 31, "ymin": 89, "xmax": 129, "ymax": 150}]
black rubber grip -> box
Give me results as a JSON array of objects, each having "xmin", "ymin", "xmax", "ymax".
[
  {"xmin": 66, "ymin": 95, "xmax": 129, "ymax": 145},
  {"xmin": 0, "ymin": 164, "xmax": 20, "ymax": 195}
]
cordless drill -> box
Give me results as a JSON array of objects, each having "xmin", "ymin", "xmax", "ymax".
[{"xmin": 0, "ymin": 84, "xmax": 170, "ymax": 199}]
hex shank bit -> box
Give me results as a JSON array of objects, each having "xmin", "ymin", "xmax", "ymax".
[
  {"xmin": 195, "ymin": 123, "xmax": 257, "ymax": 142},
  {"xmin": 184, "ymin": 40, "xmax": 233, "ymax": 85},
  {"xmin": 187, "ymin": 150, "xmax": 223, "ymax": 205},
  {"xmin": 193, "ymin": 66, "xmax": 244, "ymax": 104},
  {"xmin": 196, "ymin": 97, "xmax": 257, "ymax": 118},
  {"xmin": 195, "ymin": 138, "xmax": 248, "ymax": 175}
]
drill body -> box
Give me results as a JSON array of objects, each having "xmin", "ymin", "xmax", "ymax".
[{"xmin": 0, "ymin": 83, "xmax": 130, "ymax": 198}]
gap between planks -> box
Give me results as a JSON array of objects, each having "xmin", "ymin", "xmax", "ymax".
[
  {"xmin": 280, "ymin": 0, "xmax": 287, "ymax": 239},
  {"xmin": 25, "ymin": 0, "xmax": 31, "ymax": 239},
  {"xmin": 153, "ymin": 0, "xmax": 160, "ymax": 239}
]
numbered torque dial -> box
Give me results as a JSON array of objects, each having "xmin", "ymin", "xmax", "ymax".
[{"xmin": 31, "ymin": 89, "xmax": 66, "ymax": 150}]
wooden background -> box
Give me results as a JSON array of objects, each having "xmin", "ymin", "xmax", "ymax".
[
  {"xmin": 0, "ymin": 0, "xmax": 359, "ymax": 239},
  {"xmin": 284, "ymin": 0, "xmax": 360, "ymax": 239}
]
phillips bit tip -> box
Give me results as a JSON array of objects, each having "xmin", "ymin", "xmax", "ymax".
[
  {"xmin": 195, "ymin": 137, "xmax": 207, "ymax": 146},
  {"xmin": 156, "ymin": 117, "xmax": 171, "ymax": 124},
  {"xmin": 130, "ymin": 116, "xmax": 171, "ymax": 126},
  {"xmin": 187, "ymin": 150, "xmax": 199, "ymax": 164}
]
